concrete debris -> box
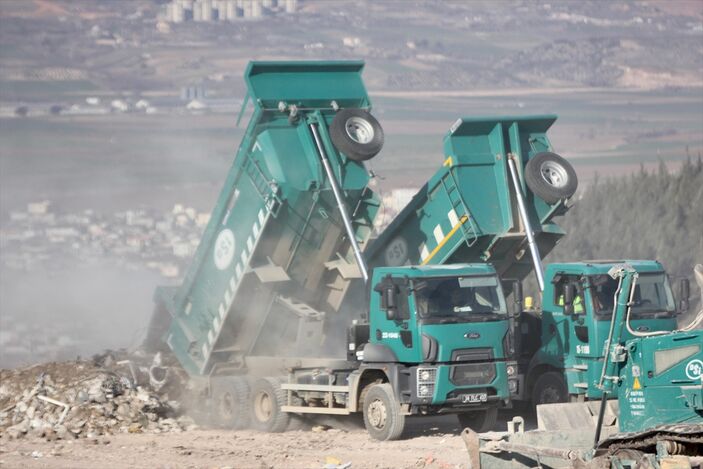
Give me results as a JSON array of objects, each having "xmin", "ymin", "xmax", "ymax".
[{"xmin": 0, "ymin": 352, "xmax": 195, "ymax": 441}]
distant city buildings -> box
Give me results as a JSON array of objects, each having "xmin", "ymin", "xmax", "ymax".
[
  {"xmin": 0, "ymin": 188, "xmax": 415, "ymax": 281},
  {"xmin": 163, "ymin": 0, "xmax": 297, "ymax": 23},
  {"xmin": 1, "ymin": 202, "xmax": 211, "ymax": 279},
  {"xmin": 375, "ymin": 189, "xmax": 417, "ymax": 230}
]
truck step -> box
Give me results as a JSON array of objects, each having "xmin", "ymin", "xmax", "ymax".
[{"xmin": 280, "ymin": 406, "xmax": 350, "ymax": 415}]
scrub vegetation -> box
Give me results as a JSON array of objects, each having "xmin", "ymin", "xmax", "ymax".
[{"xmin": 549, "ymin": 157, "xmax": 703, "ymax": 308}]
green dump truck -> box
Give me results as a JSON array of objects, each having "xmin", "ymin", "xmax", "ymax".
[
  {"xmin": 357, "ymin": 114, "xmax": 688, "ymax": 411},
  {"xmin": 145, "ymin": 61, "xmax": 516, "ymax": 440},
  {"xmin": 517, "ymin": 260, "xmax": 682, "ymax": 408},
  {"xmin": 146, "ymin": 60, "xmax": 698, "ymax": 447}
]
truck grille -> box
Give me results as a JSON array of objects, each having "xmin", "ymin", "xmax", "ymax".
[{"xmin": 450, "ymin": 363, "xmax": 496, "ymax": 386}]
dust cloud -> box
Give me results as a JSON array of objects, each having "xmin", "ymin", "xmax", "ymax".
[{"xmin": 0, "ymin": 264, "xmax": 162, "ymax": 368}]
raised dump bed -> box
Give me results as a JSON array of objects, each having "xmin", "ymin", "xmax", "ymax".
[
  {"xmin": 147, "ymin": 61, "xmax": 381, "ymax": 376},
  {"xmin": 363, "ymin": 115, "xmax": 575, "ymax": 284}
]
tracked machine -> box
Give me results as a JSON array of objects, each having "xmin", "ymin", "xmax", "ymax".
[{"xmin": 463, "ymin": 264, "xmax": 703, "ymax": 468}]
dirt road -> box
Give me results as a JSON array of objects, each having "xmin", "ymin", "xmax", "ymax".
[{"xmin": 0, "ymin": 416, "xmax": 470, "ymax": 469}]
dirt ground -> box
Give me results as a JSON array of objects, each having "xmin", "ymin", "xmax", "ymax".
[{"xmin": 0, "ymin": 415, "xmax": 481, "ymax": 469}]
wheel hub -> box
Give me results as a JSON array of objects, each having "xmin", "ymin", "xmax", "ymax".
[
  {"xmin": 345, "ymin": 116, "xmax": 374, "ymax": 144},
  {"xmin": 367, "ymin": 398, "xmax": 387, "ymax": 429},
  {"xmin": 540, "ymin": 160, "xmax": 568, "ymax": 188},
  {"xmin": 220, "ymin": 392, "xmax": 234, "ymax": 417},
  {"xmin": 540, "ymin": 385, "xmax": 561, "ymax": 404},
  {"xmin": 254, "ymin": 391, "xmax": 273, "ymax": 422}
]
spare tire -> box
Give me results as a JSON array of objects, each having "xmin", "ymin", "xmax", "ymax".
[
  {"xmin": 329, "ymin": 108, "xmax": 384, "ymax": 162},
  {"xmin": 524, "ymin": 152, "xmax": 578, "ymax": 204}
]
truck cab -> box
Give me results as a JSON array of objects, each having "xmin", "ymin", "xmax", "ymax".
[
  {"xmin": 345, "ymin": 263, "xmax": 515, "ymax": 438},
  {"xmin": 520, "ymin": 260, "xmax": 679, "ymax": 405}
]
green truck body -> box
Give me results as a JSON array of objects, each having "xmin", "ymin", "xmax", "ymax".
[
  {"xmin": 465, "ymin": 265, "xmax": 702, "ymax": 468},
  {"xmin": 362, "ymin": 264, "xmax": 513, "ymax": 408},
  {"xmin": 617, "ymin": 329, "xmax": 702, "ymax": 431},
  {"xmin": 146, "ymin": 60, "xmax": 518, "ymax": 439},
  {"xmin": 519, "ymin": 260, "xmax": 680, "ymax": 404},
  {"xmin": 361, "ymin": 115, "xmax": 567, "ymax": 280},
  {"xmin": 147, "ymin": 61, "xmax": 379, "ymax": 377},
  {"xmin": 147, "ymin": 60, "xmax": 698, "ymax": 445}
]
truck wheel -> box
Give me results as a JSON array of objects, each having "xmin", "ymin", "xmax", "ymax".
[
  {"xmin": 456, "ymin": 407, "xmax": 497, "ymax": 433},
  {"xmin": 213, "ymin": 377, "xmax": 250, "ymax": 430},
  {"xmin": 329, "ymin": 108, "xmax": 384, "ymax": 162},
  {"xmin": 250, "ymin": 377, "xmax": 290, "ymax": 433},
  {"xmin": 524, "ymin": 152, "xmax": 578, "ymax": 204},
  {"xmin": 362, "ymin": 383, "xmax": 405, "ymax": 441},
  {"xmin": 532, "ymin": 372, "xmax": 568, "ymax": 407}
]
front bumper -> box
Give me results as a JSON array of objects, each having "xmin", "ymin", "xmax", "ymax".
[{"xmin": 409, "ymin": 361, "xmax": 515, "ymax": 408}]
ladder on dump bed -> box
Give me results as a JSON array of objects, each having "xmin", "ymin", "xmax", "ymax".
[{"xmin": 440, "ymin": 168, "xmax": 479, "ymax": 248}]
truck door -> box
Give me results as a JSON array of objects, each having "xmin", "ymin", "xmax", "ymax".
[
  {"xmin": 371, "ymin": 276, "xmax": 419, "ymax": 362},
  {"xmin": 552, "ymin": 274, "xmax": 591, "ymax": 357}
]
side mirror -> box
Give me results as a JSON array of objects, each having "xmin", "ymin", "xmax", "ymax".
[
  {"xmin": 563, "ymin": 284, "xmax": 575, "ymax": 315},
  {"xmin": 384, "ymin": 285, "xmax": 398, "ymax": 320},
  {"xmin": 512, "ymin": 280, "xmax": 523, "ymax": 315},
  {"xmin": 679, "ymin": 278, "xmax": 690, "ymax": 314},
  {"xmin": 385, "ymin": 285, "xmax": 397, "ymax": 309}
]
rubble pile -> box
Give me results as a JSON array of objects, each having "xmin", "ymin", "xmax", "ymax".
[{"xmin": 0, "ymin": 352, "xmax": 195, "ymax": 441}]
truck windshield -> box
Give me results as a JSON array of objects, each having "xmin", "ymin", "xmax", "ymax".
[
  {"xmin": 590, "ymin": 273, "xmax": 676, "ymax": 317},
  {"xmin": 413, "ymin": 276, "xmax": 507, "ymax": 322}
]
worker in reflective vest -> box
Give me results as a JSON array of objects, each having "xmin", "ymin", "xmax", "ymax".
[{"xmin": 558, "ymin": 292, "xmax": 585, "ymax": 313}]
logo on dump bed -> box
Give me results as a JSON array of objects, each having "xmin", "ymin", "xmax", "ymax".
[
  {"xmin": 685, "ymin": 359, "xmax": 703, "ymax": 381},
  {"xmin": 213, "ymin": 229, "xmax": 235, "ymax": 270},
  {"xmin": 384, "ymin": 237, "xmax": 408, "ymax": 267}
]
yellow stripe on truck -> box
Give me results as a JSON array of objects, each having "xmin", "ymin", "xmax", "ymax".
[{"xmin": 421, "ymin": 215, "xmax": 469, "ymax": 265}]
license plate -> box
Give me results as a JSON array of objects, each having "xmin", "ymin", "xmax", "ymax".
[{"xmin": 461, "ymin": 392, "xmax": 487, "ymax": 404}]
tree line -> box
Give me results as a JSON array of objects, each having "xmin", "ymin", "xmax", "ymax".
[{"xmin": 545, "ymin": 157, "xmax": 703, "ymax": 317}]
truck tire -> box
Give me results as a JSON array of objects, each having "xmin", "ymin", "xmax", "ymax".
[
  {"xmin": 362, "ymin": 383, "xmax": 405, "ymax": 441},
  {"xmin": 329, "ymin": 108, "xmax": 384, "ymax": 162},
  {"xmin": 532, "ymin": 372, "xmax": 569, "ymax": 407},
  {"xmin": 524, "ymin": 152, "xmax": 578, "ymax": 204},
  {"xmin": 250, "ymin": 377, "xmax": 290, "ymax": 433},
  {"xmin": 213, "ymin": 377, "xmax": 250, "ymax": 430},
  {"xmin": 456, "ymin": 407, "xmax": 497, "ymax": 433}
]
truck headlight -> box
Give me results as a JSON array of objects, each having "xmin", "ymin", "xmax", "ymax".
[
  {"xmin": 506, "ymin": 365, "xmax": 516, "ymax": 377},
  {"xmin": 417, "ymin": 367, "xmax": 437, "ymax": 399},
  {"xmin": 509, "ymin": 378, "xmax": 518, "ymax": 394},
  {"xmin": 417, "ymin": 367, "xmax": 437, "ymax": 383}
]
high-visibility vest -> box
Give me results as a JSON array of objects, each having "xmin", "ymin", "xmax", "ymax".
[{"xmin": 558, "ymin": 294, "xmax": 584, "ymax": 313}]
